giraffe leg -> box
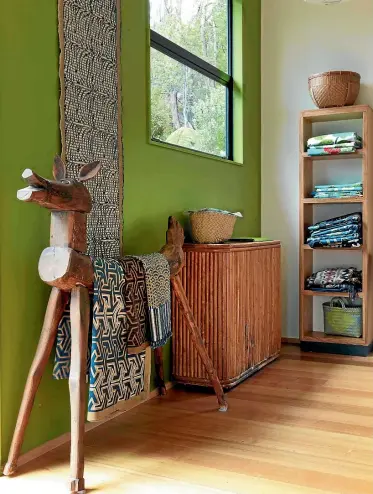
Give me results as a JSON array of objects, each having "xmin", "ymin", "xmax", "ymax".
[
  {"xmin": 3, "ymin": 288, "xmax": 68, "ymax": 476},
  {"xmin": 69, "ymin": 286, "xmax": 90, "ymax": 494}
]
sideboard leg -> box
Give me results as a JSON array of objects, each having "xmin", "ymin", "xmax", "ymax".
[
  {"xmin": 171, "ymin": 276, "xmax": 228, "ymax": 412},
  {"xmin": 3, "ymin": 287, "xmax": 68, "ymax": 476},
  {"xmin": 69, "ymin": 286, "xmax": 90, "ymax": 493}
]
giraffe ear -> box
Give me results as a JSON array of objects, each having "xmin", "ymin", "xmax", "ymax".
[
  {"xmin": 53, "ymin": 155, "xmax": 67, "ymax": 181},
  {"xmin": 78, "ymin": 161, "xmax": 101, "ymax": 182}
]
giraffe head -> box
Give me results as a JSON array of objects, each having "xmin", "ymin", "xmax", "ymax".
[{"xmin": 17, "ymin": 156, "xmax": 100, "ymax": 213}]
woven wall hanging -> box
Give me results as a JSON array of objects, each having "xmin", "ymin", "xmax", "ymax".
[{"xmin": 58, "ymin": 0, "xmax": 123, "ymax": 258}]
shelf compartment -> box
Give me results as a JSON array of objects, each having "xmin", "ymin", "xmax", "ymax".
[
  {"xmin": 303, "ymin": 197, "xmax": 364, "ymax": 204},
  {"xmin": 301, "ymin": 105, "xmax": 368, "ymax": 122},
  {"xmin": 302, "ymin": 290, "xmax": 364, "ymax": 298},
  {"xmin": 302, "ymin": 331, "xmax": 364, "ymax": 346},
  {"xmin": 303, "ymin": 245, "xmax": 363, "ymax": 251},
  {"xmin": 302, "ymin": 150, "xmax": 364, "ymax": 160}
]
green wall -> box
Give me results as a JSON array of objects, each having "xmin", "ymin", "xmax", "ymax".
[
  {"xmin": 0, "ymin": 0, "xmax": 71, "ymax": 468},
  {"xmin": 121, "ymin": 0, "xmax": 261, "ymax": 381},
  {"xmin": 0, "ymin": 0, "xmax": 260, "ymax": 466}
]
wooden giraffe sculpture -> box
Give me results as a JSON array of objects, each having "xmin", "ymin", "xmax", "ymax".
[{"xmin": 3, "ymin": 156, "xmax": 227, "ymax": 493}]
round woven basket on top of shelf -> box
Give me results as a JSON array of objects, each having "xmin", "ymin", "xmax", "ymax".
[
  {"xmin": 189, "ymin": 210, "xmax": 237, "ymax": 244},
  {"xmin": 308, "ymin": 71, "xmax": 360, "ymax": 108}
]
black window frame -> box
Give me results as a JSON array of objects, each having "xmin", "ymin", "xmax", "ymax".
[{"xmin": 150, "ymin": 0, "xmax": 234, "ymax": 161}]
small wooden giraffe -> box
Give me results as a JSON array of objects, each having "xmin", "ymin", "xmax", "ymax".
[{"xmin": 3, "ymin": 156, "xmax": 227, "ymax": 493}]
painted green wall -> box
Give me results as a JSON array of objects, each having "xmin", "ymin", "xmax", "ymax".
[
  {"xmin": 0, "ymin": 0, "xmax": 260, "ymax": 465},
  {"xmin": 0, "ymin": 0, "xmax": 71, "ymax": 467},
  {"xmin": 121, "ymin": 0, "xmax": 261, "ymax": 382}
]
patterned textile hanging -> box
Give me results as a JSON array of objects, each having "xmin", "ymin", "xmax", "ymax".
[{"xmin": 58, "ymin": 0, "xmax": 123, "ymax": 258}]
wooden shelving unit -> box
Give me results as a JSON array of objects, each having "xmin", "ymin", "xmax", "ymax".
[{"xmin": 299, "ymin": 105, "xmax": 373, "ymax": 356}]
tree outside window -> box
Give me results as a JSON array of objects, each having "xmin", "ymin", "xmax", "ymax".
[{"xmin": 150, "ymin": 0, "xmax": 232, "ymax": 159}]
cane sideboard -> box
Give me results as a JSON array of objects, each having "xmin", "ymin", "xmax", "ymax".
[{"xmin": 172, "ymin": 241, "xmax": 281, "ymax": 388}]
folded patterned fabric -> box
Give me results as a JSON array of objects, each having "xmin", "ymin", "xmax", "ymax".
[
  {"xmin": 310, "ymin": 223, "xmax": 361, "ymax": 239},
  {"xmin": 310, "ymin": 142, "xmax": 362, "ymax": 150},
  {"xmin": 307, "ymin": 132, "xmax": 362, "ymax": 147},
  {"xmin": 313, "ymin": 188, "xmax": 363, "ymax": 193},
  {"xmin": 306, "ymin": 267, "xmax": 362, "ymax": 287},
  {"xmin": 118, "ymin": 257, "xmax": 148, "ymax": 349},
  {"xmin": 53, "ymin": 258, "xmax": 146, "ymax": 422},
  {"xmin": 306, "ymin": 267, "xmax": 362, "ymax": 298},
  {"xmin": 310, "ymin": 234, "xmax": 361, "ymax": 244},
  {"xmin": 307, "ymin": 212, "xmax": 363, "ymax": 250},
  {"xmin": 307, "ymin": 235, "xmax": 362, "ymax": 248},
  {"xmin": 309, "ymin": 286, "xmax": 360, "ymax": 295},
  {"xmin": 314, "ymin": 182, "xmax": 362, "ymax": 190},
  {"xmin": 308, "ymin": 146, "xmax": 357, "ymax": 156},
  {"xmin": 313, "ymin": 185, "xmax": 362, "ymax": 194},
  {"xmin": 308, "ymin": 213, "xmax": 362, "ymax": 233},
  {"xmin": 307, "ymin": 213, "xmax": 363, "ymax": 249},
  {"xmin": 312, "ymin": 191, "xmax": 363, "ymax": 198},
  {"xmin": 134, "ymin": 253, "xmax": 172, "ymax": 349},
  {"xmin": 312, "ymin": 184, "xmax": 363, "ymax": 198}
]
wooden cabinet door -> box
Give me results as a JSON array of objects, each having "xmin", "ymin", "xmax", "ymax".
[
  {"xmin": 246, "ymin": 246, "xmax": 281, "ymax": 370},
  {"xmin": 230, "ymin": 250, "xmax": 251, "ymax": 381}
]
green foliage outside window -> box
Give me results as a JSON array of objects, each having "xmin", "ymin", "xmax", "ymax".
[{"xmin": 150, "ymin": 0, "xmax": 230, "ymax": 158}]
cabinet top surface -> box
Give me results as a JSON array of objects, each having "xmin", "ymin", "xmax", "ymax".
[{"xmin": 183, "ymin": 241, "xmax": 281, "ymax": 252}]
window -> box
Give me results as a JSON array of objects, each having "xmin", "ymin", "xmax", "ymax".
[{"xmin": 149, "ymin": 0, "xmax": 233, "ymax": 160}]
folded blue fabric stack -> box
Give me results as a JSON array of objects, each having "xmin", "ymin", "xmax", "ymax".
[
  {"xmin": 311, "ymin": 182, "xmax": 363, "ymax": 199},
  {"xmin": 307, "ymin": 212, "xmax": 362, "ymax": 248}
]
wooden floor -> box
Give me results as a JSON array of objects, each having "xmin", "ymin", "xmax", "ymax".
[{"xmin": 1, "ymin": 345, "xmax": 373, "ymax": 494}]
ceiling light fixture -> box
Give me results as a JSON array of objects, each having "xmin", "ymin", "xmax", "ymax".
[{"xmin": 304, "ymin": 0, "xmax": 350, "ymax": 5}]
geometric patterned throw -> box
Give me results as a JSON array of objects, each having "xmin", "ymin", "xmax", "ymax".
[
  {"xmin": 58, "ymin": 0, "xmax": 123, "ymax": 258},
  {"xmin": 135, "ymin": 254, "xmax": 172, "ymax": 349},
  {"xmin": 119, "ymin": 257, "xmax": 148, "ymax": 349},
  {"xmin": 52, "ymin": 302, "xmax": 91, "ymax": 381},
  {"xmin": 53, "ymin": 258, "xmax": 145, "ymax": 422}
]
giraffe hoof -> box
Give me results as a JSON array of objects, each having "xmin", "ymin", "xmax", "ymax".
[
  {"xmin": 3, "ymin": 461, "xmax": 17, "ymax": 476},
  {"xmin": 70, "ymin": 478, "xmax": 85, "ymax": 493}
]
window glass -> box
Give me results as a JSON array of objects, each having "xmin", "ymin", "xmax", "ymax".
[
  {"xmin": 150, "ymin": 0, "xmax": 229, "ymax": 73},
  {"xmin": 151, "ymin": 48, "xmax": 227, "ymax": 158}
]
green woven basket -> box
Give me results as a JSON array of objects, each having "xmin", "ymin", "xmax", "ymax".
[{"xmin": 323, "ymin": 297, "xmax": 362, "ymax": 338}]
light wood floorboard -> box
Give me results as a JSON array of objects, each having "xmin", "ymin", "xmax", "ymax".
[{"xmin": 1, "ymin": 345, "xmax": 372, "ymax": 493}]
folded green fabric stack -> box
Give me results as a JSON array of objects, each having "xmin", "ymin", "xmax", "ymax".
[
  {"xmin": 307, "ymin": 132, "xmax": 362, "ymax": 156},
  {"xmin": 312, "ymin": 182, "xmax": 363, "ymax": 199}
]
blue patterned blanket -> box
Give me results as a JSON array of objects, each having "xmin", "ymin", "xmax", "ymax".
[
  {"xmin": 306, "ymin": 212, "xmax": 362, "ymax": 249},
  {"xmin": 53, "ymin": 258, "xmax": 146, "ymax": 422}
]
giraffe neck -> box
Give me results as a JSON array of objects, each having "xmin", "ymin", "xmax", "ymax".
[{"xmin": 50, "ymin": 211, "xmax": 87, "ymax": 253}]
